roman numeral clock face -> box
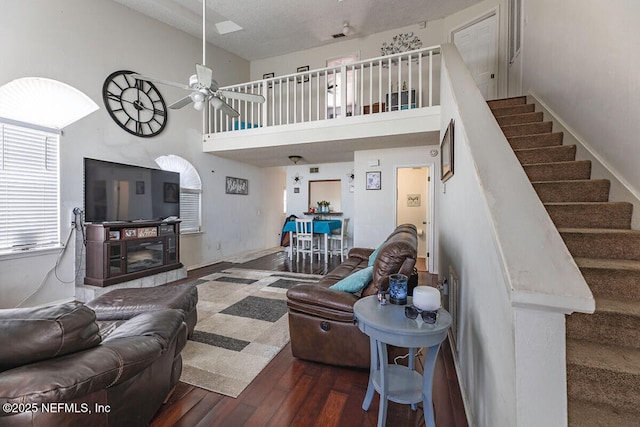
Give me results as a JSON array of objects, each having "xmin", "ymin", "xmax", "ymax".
[{"xmin": 102, "ymin": 70, "xmax": 167, "ymax": 137}]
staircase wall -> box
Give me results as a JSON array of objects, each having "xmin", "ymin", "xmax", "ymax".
[
  {"xmin": 528, "ymin": 93, "xmax": 640, "ymax": 229},
  {"xmin": 438, "ymin": 44, "xmax": 595, "ymax": 427}
]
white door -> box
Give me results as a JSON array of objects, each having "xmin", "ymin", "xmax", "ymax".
[{"xmin": 453, "ymin": 14, "xmax": 498, "ymax": 100}]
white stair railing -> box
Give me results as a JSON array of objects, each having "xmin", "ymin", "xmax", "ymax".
[{"xmin": 208, "ymin": 45, "xmax": 440, "ymax": 134}]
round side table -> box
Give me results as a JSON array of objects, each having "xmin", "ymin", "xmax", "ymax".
[{"xmin": 353, "ymin": 295, "xmax": 451, "ymax": 427}]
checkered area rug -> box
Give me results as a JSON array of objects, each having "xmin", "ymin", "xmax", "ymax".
[{"xmin": 179, "ymin": 268, "xmax": 321, "ymax": 398}]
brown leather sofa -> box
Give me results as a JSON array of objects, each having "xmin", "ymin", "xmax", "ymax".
[
  {"xmin": 0, "ymin": 301, "xmax": 188, "ymax": 427},
  {"xmin": 286, "ymin": 224, "xmax": 418, "ymax": 368}
]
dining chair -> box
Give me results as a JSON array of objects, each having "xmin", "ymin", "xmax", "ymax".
[
  {"xmin": 328, "ymin": 218, "xmax": 349, "ymax": 261},
  {"xmin": 295, "ymin": 218, "xmax": 319, "ymax": 261}
]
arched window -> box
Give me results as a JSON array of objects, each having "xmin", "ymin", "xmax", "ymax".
[
  {"xmin": 0, "ymin": 77, "xmax": 98, "ymax": 254},
  {"xmin": 155, "ymin": 155, "xmax": 202, "ymax": 233}
]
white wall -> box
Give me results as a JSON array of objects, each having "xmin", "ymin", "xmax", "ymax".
[
  {"xmin": 353, "ymin": 146, "xmax": 437, "ymax": 251},
  {"xmin": 521, "ymin": 0, "xmax": 640, "ymax": 217},
  {"xmin": 250, "ymin": 21, "xmax": 445, "ymax": 81},
  {"xmin": 0, "ymin": 0, "xmax": 284, "ymax": 308},
  {"xmin": 438, "ymin": 56, "xmax": 516, "ymax": 426}
]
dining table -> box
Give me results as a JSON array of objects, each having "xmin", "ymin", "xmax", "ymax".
[{"xmin": 282, "ymin": 219, "xmax": 342, "ymax": 261}]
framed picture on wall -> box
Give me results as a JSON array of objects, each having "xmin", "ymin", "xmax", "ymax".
[
  {"xmin": 297, "ymin": 65, "xmax": 309, "ymax": 83},
  {"xmin": 407, "ymin": 194, "xmax": 421, "ymax": 207},
  {"xmin": 263, "ymin": 72, "xmax": 274, "ymax": 89},
  {"xmin": 226, "ymin": 176, "xmax": 249, "ymax": 195},
  {"xmin": 441, "ymin": 118, "xmax": 455, "ymax": 182},
  {"xmin": 366, "ymin": 171, "xmax": 381, "ymax": 190}
]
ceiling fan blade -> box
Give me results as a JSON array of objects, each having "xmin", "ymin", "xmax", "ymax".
[
  {"xmin": 210, "ymin": 96, "xmax": 239, "ymax": 118},
  {"xmin": 168, "ymin": 95, "xmax": 193, "ymax": 109},
  {"xmin": 219, "ymin": 90, "xmax": 265, "ymax": 103},
  {"xmin": 195, "ymin": 64, "xmax": 213, "ymax": 87},
  {"xmin": 131, "ymin": 73, "xmax": 190, "ymax": 90}
]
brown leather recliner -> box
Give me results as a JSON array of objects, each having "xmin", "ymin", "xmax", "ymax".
[
  {"xmin": 0, "ymin": 302, "xmax": 188, "ymax": 427},
  {"xmin": 286, "ymin": 224, "xmax": 418, "ymax": 368}
]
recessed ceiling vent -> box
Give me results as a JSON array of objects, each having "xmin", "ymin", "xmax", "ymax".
[{"xmin": 332, "ymin": 33, "xmax": 346, "ymax": 39}]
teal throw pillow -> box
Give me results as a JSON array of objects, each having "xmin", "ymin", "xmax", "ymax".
[
  {"xmin": 367, "ymin": 244, "xmax": 383, "ymax": 267},
  {"xmin": 330, "ymin": 266, "xmax": 374, "ymax": 293}
]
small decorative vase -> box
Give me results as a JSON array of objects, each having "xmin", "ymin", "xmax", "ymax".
[{"xmin": 389, "ymin": 273, "xmax": 408, "ymax": 305}]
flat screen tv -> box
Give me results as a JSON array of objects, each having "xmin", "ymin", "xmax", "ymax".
[{"xmin": 84, "ymin": 158, "xmax": 180, "ymax": 223}]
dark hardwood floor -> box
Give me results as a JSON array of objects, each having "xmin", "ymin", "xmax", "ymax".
[{"xmin": 150, "ymin": 250, "xmax": 468, "ymax": 427}]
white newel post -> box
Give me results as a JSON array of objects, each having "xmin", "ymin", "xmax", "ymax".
[{"xmin": 513, "ymin": 305, "xmax": 568, "ymax": 427}]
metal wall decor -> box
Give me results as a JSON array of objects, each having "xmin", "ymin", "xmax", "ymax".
[{"xmin": 380, "ymin": 32, "xmax": 423, "ymax": 56}]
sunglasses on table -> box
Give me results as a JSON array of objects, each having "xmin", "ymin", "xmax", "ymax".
[{"xmin": 404, "ymin": 305, "xmax": 437, "ymax": 324}]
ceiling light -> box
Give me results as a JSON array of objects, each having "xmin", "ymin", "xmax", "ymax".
[
  {"xmin": 342, "ymin": 22, "xmax": 350, "ymax": 36},
  {"xmin": 288, "ymin": 155, "xmax": 302, "ymax": 164}
]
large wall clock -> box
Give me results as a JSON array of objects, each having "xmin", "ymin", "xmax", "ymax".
[{"xmin": 102, "ymin": 70, "xmax": 167, "ymax": 137}]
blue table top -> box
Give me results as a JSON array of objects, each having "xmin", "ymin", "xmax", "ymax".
[{"xmin": 282, "ymin": 219, "xmax": 341, "ymax": 235}]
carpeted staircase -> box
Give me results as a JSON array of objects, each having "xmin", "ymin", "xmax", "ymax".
[{"xmin": 488, "ymin": 96, "xmax": 640, "ymax": 426}]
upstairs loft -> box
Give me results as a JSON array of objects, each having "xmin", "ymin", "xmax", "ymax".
[{"xmin": 202, "ymin": 46, "xmax": 443, "ymax": 166}]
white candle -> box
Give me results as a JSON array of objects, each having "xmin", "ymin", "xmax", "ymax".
[{"xmin": 413, "ymin": 286, "xmax": 441, "ymax": 311}]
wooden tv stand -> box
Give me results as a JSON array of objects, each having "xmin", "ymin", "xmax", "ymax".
[{"xmin": 84, "ymin": 220, "xmax": 182, "ymax": 287}]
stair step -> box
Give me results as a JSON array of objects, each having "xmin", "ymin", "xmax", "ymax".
[
  {"xmin": 567, "ymin": 298, "xmax": 640, "ymax": 348},
  {"xmin": 568, "ymin": 399, "xmax": 640, "ymax": 427},
  {"xmin": 496, "ymin": 111, "xmax": 544, "ymax": 126},
  {"xmin": 523, "ymin": 160, "xmax": 591, "ymax": 182},
  {"xmin": 532, "ymin": 180, "xmax": 610, "ymax": 203},
  {"xmin": 566, "ymin": 339, "xmax": 640, "ymax": 415},
  {"xmin": 544, "ymin": 202, "xmax": 633, "ymax": 229},
  {"xmin": 514, "ymin": 145, "xmax": 576, "ymax": 165},
  {"xmin": 500, "ymin": 121, "xmax": 554, "ymax": 137},
  {"xmin": 487, "ymin": 96, "xmax": 527, "ymax": 109},
  {"xmin": 575, "ymin": 258, "xmax": 640, "ymax": 302},
  {"xmin": 560, "ymin": 228, "xmax": 640, "ymax": 260},
  {"xmin": 491, "ymin": 103, "xmax": 535, "ymax": 118},
  {"xmin": 508, "ymin": 132, "xmax": 564, "ymax": 150}
]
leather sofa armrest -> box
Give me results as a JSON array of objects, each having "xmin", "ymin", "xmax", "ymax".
[
  {"xmin": 286, "ymin": 284, "xmax": 359, "ymax": 322},
  {"xmin": 0, "ymin": 302, "xmax": 101, "ymax": 372},
  {"xmin": 0, "ymin": 342, "xmax": 157, "ymax": 405},
  {"xmin": 347, "ymin": 247, "xmax": 374, "ymax": 261},
  {"xmin": 103, "ymin": 309, "xmax": 186, "ymax": 353}
]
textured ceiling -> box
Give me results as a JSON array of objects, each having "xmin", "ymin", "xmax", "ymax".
[{"xmin": 113, "ymin": 0, "xmax": 480, "ymax": 61}]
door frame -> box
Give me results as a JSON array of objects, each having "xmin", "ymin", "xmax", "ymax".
[
  {"xmin": 449, "ymin": 6, "xmax": 501, "ymax": 100},
  {"xmin": 394, "ymin": 162, "xmax": 436, "ymax": 273}
]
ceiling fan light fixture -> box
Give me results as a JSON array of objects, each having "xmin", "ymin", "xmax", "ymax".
[
  {"xmin": 288, "ymin": 155, "xmax": 302, "ymax": 164},
  {"xmin": 209, "ymin": 96, "xmax": 224, "ymax": 110},
  {"xmin": 190, "ymin": 90, "xmax": 206, "ymax": 103}
]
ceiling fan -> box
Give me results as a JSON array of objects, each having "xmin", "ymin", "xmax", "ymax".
[{"xmin": 131, "ymin": 0, "xmax": 263, "ymax": 117}]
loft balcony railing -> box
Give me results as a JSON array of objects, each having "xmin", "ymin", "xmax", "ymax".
[{"xmin": 207, "ymin": 45, "xmax": 441, "ymax": 134}]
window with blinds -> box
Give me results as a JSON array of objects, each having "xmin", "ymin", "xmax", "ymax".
[
  {"xmin": 180, "ymin": 188, "xmax": 201, "ymax": 233},
  {"xmin": 0, "ymin": 121, "xmax": 60, "ymax": 252}
]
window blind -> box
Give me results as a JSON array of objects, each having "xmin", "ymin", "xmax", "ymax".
[
  {"xmin": 180, "ymin": 188, "xmax": 201, "ymax": 233},
  {"xmin": 0, "ymin": 122, "xmax": 60, "ymax": 252}
]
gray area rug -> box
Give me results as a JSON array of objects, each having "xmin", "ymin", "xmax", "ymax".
[{"xmin": 180, "ymin": 268, "xmax": 322, "ymax": 398}]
